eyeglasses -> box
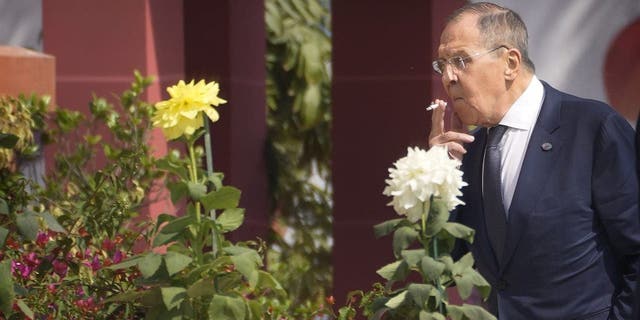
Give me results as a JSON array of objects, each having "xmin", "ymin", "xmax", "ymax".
[{"xmin": 432, "ymin": 45, "xmax": 508, "ymax": 75}]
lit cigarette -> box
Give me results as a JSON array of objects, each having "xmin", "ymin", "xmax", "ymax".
[{"xmin": 426, "ymin": 102, "xmax": 445, "ymax": 111}]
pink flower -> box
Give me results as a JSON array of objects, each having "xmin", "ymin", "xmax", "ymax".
[
  {"xmin": 90, "ymin": 255, "xmax": 101, "ymax": 271},
  {"xmin": 113, "ymin": 250, "xmax": 124, "ymax": 264},
  {"xmin": 52, "ymin": 259, "xmax": 68, "ymax": 278},
  {"xmin": 101, "ymin": 238, "xmax": 115, "ymax": 253},
  {"xmin": 36, "ymin": 232, "xmax": 49, "ymax": 247}
]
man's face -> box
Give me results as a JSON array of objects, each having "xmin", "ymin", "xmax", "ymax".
[{"xmin": 437, "ymin": 14, "xmax": 508, "ymax": 127}]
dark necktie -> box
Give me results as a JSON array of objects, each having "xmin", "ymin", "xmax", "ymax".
[{"xmin": 483, "ymin": 125, "xmax": 508, "ymax": 264}]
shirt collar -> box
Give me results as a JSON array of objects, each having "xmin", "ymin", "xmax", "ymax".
[{"xmin": 499, "ymin": 75, "xmax": 544, "ymax": 130}]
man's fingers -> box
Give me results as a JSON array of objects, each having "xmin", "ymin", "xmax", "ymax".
[{"xmin": 429, "ymin": 99, "xmax": 447, "ymax": 139}]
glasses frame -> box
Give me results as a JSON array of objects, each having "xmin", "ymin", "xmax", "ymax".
[{"xmin": 432, "ymin": 45, "xmax": 508, "ymax": 75}]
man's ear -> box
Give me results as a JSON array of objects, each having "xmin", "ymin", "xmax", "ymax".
[{"xmin": 504, "ymin": 48, "xmax": 522, "ymax": 80}]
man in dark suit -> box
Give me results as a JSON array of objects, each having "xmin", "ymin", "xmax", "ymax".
[{"xmin": 428, "ymin": 2, "xmax": 640, "ymax": 319}]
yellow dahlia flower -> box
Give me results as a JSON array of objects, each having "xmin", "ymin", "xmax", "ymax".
[{"xmin": 152, "ymin": 80, "xmax": 227, "ymax": 140}]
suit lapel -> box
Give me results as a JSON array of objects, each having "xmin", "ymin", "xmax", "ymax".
[{"xmin": 500, "ymin": 83, "xmax": 563, "ymax": 271}]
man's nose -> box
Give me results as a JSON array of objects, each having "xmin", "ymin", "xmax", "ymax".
[{"xmin": 442, "ymin": 64, "xmax": 458, "ymax": 84}]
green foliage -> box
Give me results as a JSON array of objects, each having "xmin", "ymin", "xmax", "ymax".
[
  {"xmin": 0, "ymin": 79, "xmax": 151, "ymax": 319},
  {"xmin": 337, "ymin": 203, "xmax": 496, "ymax": 320},
  {"xmin": 265, "ymin": 0, "xmax": 333, "ymax": 314}
]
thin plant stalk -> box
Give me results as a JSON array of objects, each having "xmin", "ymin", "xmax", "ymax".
[{"xmin": 204, "ymin": 118, "xmax": 219, "ymax": 257}]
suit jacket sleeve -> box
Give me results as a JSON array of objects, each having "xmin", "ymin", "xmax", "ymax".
[{"xmin": 592, "ymin": 112, "xmax": 640, "ymax": 319}]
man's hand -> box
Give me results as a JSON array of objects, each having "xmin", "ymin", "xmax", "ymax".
[{"xmin": 428, "ymin": 99, "xmax": 475, "ymax": 160}]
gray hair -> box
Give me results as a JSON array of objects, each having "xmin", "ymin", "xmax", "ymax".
[{"xmin": 449, "ymin": 2, "xmax": 535, "ymax": 71}]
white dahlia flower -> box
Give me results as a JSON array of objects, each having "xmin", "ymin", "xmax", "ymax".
[{"xmin": 383, "ymin": 146, "xmax": 467, "ymax": 222}]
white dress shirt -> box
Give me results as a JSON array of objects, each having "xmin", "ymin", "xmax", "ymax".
[{"xmin": 494, "ymin": 75, "xmax": 545, "ymax": 213}]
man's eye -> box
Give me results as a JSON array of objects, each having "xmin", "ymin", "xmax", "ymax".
[{"xmin": 452, "ymin": 57, "xmax": 466, "ymax": 69}]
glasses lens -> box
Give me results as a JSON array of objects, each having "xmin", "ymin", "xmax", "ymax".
[
  {"xmin": 432, "ymin": 60, "xmax": 444, "ymax": 75},
  {"xmin": 452, "ymin": 57, "xmax": 466, "ymax": 71}
]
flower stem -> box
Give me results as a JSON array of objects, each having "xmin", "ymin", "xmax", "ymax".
[
  {"xmin": 188, "ymin": 140, "xmax": 204, "ymax": 264},
  {"xmin": 204, "ymin": 118, "xmax": 219, "ymax": 257},
  {"xmin": 423, "ymin": 200, "xmax": 445, "ymax": 315}
]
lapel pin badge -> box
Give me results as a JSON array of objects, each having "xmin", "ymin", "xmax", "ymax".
[{"xmin": 541, "ymin": 142, "xmax": 552, "ymax": 151}]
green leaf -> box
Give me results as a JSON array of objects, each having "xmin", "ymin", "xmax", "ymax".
[
  {"xmin": 407, "ymin": 283, "xmax": 433, "ymax": 308},
  {"xmin": 217, "ymin": 208, "xmax": 245, "ymax": 232},
  {"xmin": 187, "ymin": 181, "xmax": 207, "ymax": 200},
  {"xmin": 376, "ymin": 260, "xmax": 408, "ymax": 281},
  {"xmin": 451, "ymin": 254, "xmax": 476, "ymax": 300},
  {"xmin": 201, "ymin": 186, "xmax": 242, "ymax": 211},
  {"xmin": 104, "ymin": 290, "xmax": 148, "ymax": 303},
  {"xmin": 160, "ymin": 215, "xmax": 194, "ymax": 234},
  {"xmin": 153, "ymin": 231, "xmax": 181, "ymax": 247},
  {"xmin": 167, "ymin": 181, "xmax": 189, "ymax": 204},
  {"xmin": 452, "ymin": 252, "xmax": 475, "ymax": 274},
  {"xmin": 187, "ymin": 278, "xmax": 215, "ymax": 298},
  {"xmin": 254, "ymin": 270, "xmax": 286, "ymax": 297},
  {"xmin": 401, "ymin": 249, "xmax": 426, "ymax": 268},
  {"xmin": 229, "ymin": 248, "xmax": 262, "ymax": 280},
  {"xmin": 0, "ymin": 227, "xmax": 7, "ymax": 247},
  {"xmin": 108, "ymin": 256, "xmax": 144, "ymax": 270},
  {"xmin": 442, "ymin": 222, "xmax": 475, "ymax": 243},
  {"xmin": 16, "ymin": 211, "xmax": 40, "ymax": 241},
  {"xmin": 0, "ymin": 260, "xmax": 15, "ymax": 315},
  {"xmin": 164, "ymin": 251, "xmax": 193, "ymax": 276},
  {"xmin": 420, "ymin": 310, "xmax": 447, "ymax": 320},
  {"xmin": 385, "ymin": 290, "xmax": 407, "ymax": 309},
  {"xmin": 0, "ymin": 133, "xmax": 19, "ymax": 149},
  {"xmin": 15, "ymin": 299, "xmax": 34, "ymax": 319},
  {"xmin": 160, "ymin": 287, "xmax": 187, "ymax": 311},
  {"xmin": 138, "ymin": 253, "xmax": 163, "ymax": 278},
  {"xmin": 421, "ymin": 256, "xmax": 446, "ymax": 281},
  {"xmin": 208, "ymin": 294, "xmax": 246, "ymax": 320},
  {"xmin": 393, "ymin": 226, "xmax": 418, "ymax": 258},
  {"xmin": 39, "ymin": 212, "xmax": 66, "ymax": 233},
  {"xmin": 373, "ymin": 218, "xmax": 404, "ymax": 238},
  {"xmin": 0, "ymin": 198, "xmax": 8, "ymax": 215},
  {"xmin": 447, "ymin": 304, "xmax": 496, "ymax": 320}
]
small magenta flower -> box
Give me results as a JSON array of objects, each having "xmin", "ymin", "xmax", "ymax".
[
  {"xmin": 113, "ymin": 250, "xmax": 124, "ymax": 264},
  {"xmin": 52, "ymin": 259, "xmax": 68, "ymax": 278},
  {"xmin": 36, "ymin": 232, "xmax": 49, "ymax": 247}
]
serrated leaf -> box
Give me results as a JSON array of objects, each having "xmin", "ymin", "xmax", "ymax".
[
  {"xmin": 201, "ymin": 186, "xmax": 241, "ymax": 211},
  {"xmin": 164, "ymin": 251, "xmax": 193, "ymax": 276},
  {"xmin": 217, "ymin": 208, "xmax": 245, "ymax": 232},
  {"xmin": 160, "ymin": 287, "xmax": 187, "ymax": 311},
  {"xmin": 138, "ymin": 253, "xmax": 163, "ymax": 278},
  {"xmin": 208, "ymin": 294, "xmax": 246, "ymax": 320}
]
